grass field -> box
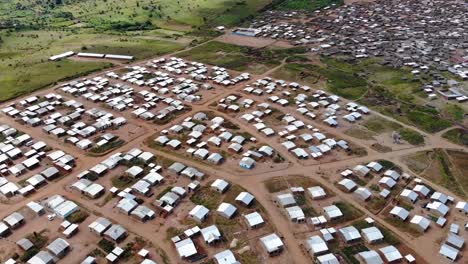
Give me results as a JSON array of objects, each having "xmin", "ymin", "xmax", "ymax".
[
  {"xmin": 0, "ymin": 29, "xmax": 185, "ymax": 102},
  {"xmin": 0, "ymin": 0, "xmax": 271, "ymax": 30},
  {"xmin": 404, "ymin": 149, "xmax": 468, "ymax": 198}
]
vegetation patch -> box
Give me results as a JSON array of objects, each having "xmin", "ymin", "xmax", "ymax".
[
  {"xmin": 442, "ymin": 128, "xmax": 468, "ymax": 147},
  {"xmin": 190, "ymin": 185, "xmax": 222, "ymax": 210}
]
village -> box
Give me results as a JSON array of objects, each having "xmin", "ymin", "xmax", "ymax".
[
  {"xmin": 0, "ymin": 0, "xmax": 467, "ymax": 263},
  {"xmin": 235, "ymin": 0, "xmax": 468, "ymax": 102}
]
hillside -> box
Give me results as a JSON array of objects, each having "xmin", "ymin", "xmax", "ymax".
[{"xmin": 0, "ymin": 0, "xmax": 272, "ymax": 31}]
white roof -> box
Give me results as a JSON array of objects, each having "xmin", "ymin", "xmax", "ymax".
[
  {"xmin": 189, "ymin": 205, "xmax": 209, "ymax": 221},
  {"xmin": 316, "ymin": 253, "xmax": 339, "ymax": 264},
  {"xmin": 440, "ymin": 244, "xmax": 459, "ymax": 261},
  {"xmin": 410, "ymin": 215, "xmax": 430, "ymax": 231},
  {"xmin": 361, "ymin": 226, "xmax": 384, "ymax": 242},
  {"xmin": 235, "ymin": 192, "xmax": 254, "ymax": 205},
  {"xmin": 217, "ymin": 203, "xmax": 237, "ymax": 218},
  {"xmin": 213, "ymin": 249, "xmax": 237, "ymax": 264},
  {"xmin": 323, "ymin": 205, "xmax": 343, "ymax": 219},
  {"xmin": 260, "ymin": 233, "xmax": 283, "ymax": 253},
  {"xmin": 389, "ymin": 206, "xmax": 409, "ymax": 220},
  {"xmin": 175, "ymin": 238, "xmax": 197, "ymax": 258},
  {"xmin": 200, "ymin": 225, "xmax": 221, "ymax": 243},
  {"xmin": 307, "ymin": 235, "xmax": 328, "ymax": 255},
  {"xmin": 307, "ymin": 186, "xmax": 326, "ymax": 198},
  {"xmin": 359, "ymin": 250, "xmax": 383, "ymax": 264},
  {"xmin": 244, "ymin": 211, "xmax": 264, "ymax": 227},
  {"xmin": 379, "ymin": 246, "xmax": 402, "ymax": 262},
  {"xmin": 339, "ymin": 226, "xmax": 361, "ymax": 241}
]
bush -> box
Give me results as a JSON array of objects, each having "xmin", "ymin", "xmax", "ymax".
[
  {"xmin": 98, "ymin": 239, "xmax": 115, "ymax": 253},
  {"xmin": 67, "ymin": 210, "xmax": 89, "ymax": 223},
  {"xmin": 399, "ymin": 128, "xmax": 424, "ymax": 145},
  {"xmin": 20, "ymin": 248, "xmax": 39, "ymax": 262}
]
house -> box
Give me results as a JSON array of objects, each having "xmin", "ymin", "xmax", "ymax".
[
  {"xmin": 17, "ymin": 238, "xmax": 34, "ymax": 251},
  {"xmin": 307, "ymin": 235, "xmax": 328, "ymax": 256},
  {"xmin": 286, "ymin": 206, "xmax": 305, "ymax": 223},
  {"xmin": 88, "ymin": 217, "xmax": 112, "ymax": 235},
  {"xmin": 440, "ymin": 244, "xmax": 459, "ymax": 262},
  {"xmin": 277, "ymin": 193, "xmax": 296, "ymax": 207},
  {"xmin": 27, "ymin": 251, "xmax": 55, "ymax": 264},
  {"xmin": 207, "ymin": 153, "xmax": 223, "ymax": 164},
  {"xmin": 379, "ymin": 177, "xmax": 396, "ymax": 189},
  {"xmin": 239, "ymin": 157, "xmax": 255, "ymax": 169},
  {"xmin": 217, "ymin": 203, "xmax": 237, "ymax": 219},
  {"xmin": 361, "ymin": 227, "xmax": 384, "ymax": 244},
  {"xmin": 211, "ymin": 179, "xmax": 229, "ymax": 193},
  {"xmin": 400, "ymin": 189, "xmax": 418, "ymax": 203},
  {"xmin": 0, "ymin": 222, "xmax": 10, "ymax": 237},
  {"xmin": 379, "ymin": 246, "xmax": 402, "ymax": 263},
  {"xmin": 455, "ymin": 201, "xmax": 468, "ymax": 214},
  {"xmin": 189, "ymin": 205, "xmax": 209, "ymax": 223},
  {"xmin": 126, "ymin": 166, "xmax": 143, "ymax": 178},
  {"xmin": 175, "ymin": 238, "xmax": 197, "ymax": 259},
  {"xmin": 366, "ymin": 161, "xmax": 383, "ymax": 172},
  {"xmin": 213, "ymin": 249, "xmax": 238, "ymax": 264},
  {"xmin": 104, "ymin": 225, "xmax": 127, "ymax": 242},
  {"xmin": 353, "ymin": 165, "xmax": 370, "ymax": 177},
  {"xmin": 117, "ymin": 198, "xmax": 138, "ymax": 215},
  {"xmin": 131, "ymin": 205, "xmax": 155, "ymax": 222},
  {"xmin": 384, "ymin": 170, "xmax": 400, "ymax": 180},
  {"xmin": 200, "ymin": 225, "xmax": 221, "ymax": 244},
  {"xmin": 307, "ymin": 186, "xmax": 326, "ymax": 199},
  {"xmin": 244, "ymin": 211, "xmax": 264, "ymax": 228},
  {"xmin": 354, "ymin": 187, "xmax": 372, "ymax": 201},
  {"xmin": 41, "ymin": 167, "xmax": 60, "ymax": 180},
  {"xmin": 410, "ymin": 215, "xmax": 430, "ymax": 232},
  {"xmin": 426, "ymin": 201, "xmax": 449, "ymax": 217},
  {"xmin": 338, "ymin": 179, "xmax": 357, "ymax": 192},
  {"xmin": 260, "ymin": 233, "xmax": 284, "ymax": 256},
  {"xmin": 316, "ymin": 253, "xmax": 339, "ymax": 264},
  {"xmin": 3, "ymin": 212, "xmax": 24, "ymax": 229},
  {"xmin": 413, "ymin": 184, "xmax": 430, "ymax": 197},
  {"xmin": 235, "ymin": 192, "xmax": 254, "ymax": 206},
  {"xmin": 323, "ymin": 205, "xmax": 343, "ymax": 220},
  {"xmin": 47, "ymin": 238, "xmax": 70, "ymax": 258},
  {"xmin": 431, "ymin": 192, "xmax": 449, "ymax": 204},
  {"xmin": 446, "ymin": 233, "xmax": 465, "ymax": 249},
  {"xmin": 339, "ymin": 226, "xmax": 361, "ymax": 243},
  {"xmin": 358, "ymin": 250, "xmax": 383, "ymax": 264},
  {"xmin": 389, "ymin": 206, "xmax": 409, "ymax": 221}
]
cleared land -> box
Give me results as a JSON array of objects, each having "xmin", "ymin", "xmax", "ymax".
[
  {"xmin": 403, "ymin": 149, "xmax": 468, "ymax": 198},
  {"xmin": 178, "ymin": 41, "xmax": 307, "ymax": 74}
]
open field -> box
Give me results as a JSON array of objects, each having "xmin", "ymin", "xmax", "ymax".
[
  {"xmin": 403, "ymin": 149, "xmax": 468, "ymax": 198},
  {"xmin": 0, "ymin": 0, "xmax": 272, "ymax": 30},
  {"xmin": 0, "ymin": 30, "xmax": 185, "ymax": 102},
  {"xmin": 178, "ymin": 41, "xmax": 307, "ymax": 74}
]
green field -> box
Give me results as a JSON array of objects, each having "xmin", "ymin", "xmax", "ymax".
[
  {"xmin": 0, "ymin": 29, "xmax": 185, "ymax": 102},
  {"xmin": 0, "ymin": 0, "xmax": 271, "ymax": 30}
]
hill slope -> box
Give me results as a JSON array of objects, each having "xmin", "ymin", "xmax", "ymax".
[{"xmin": 0, "ymin": 0, "xmax": 272, "ymax": 31}]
